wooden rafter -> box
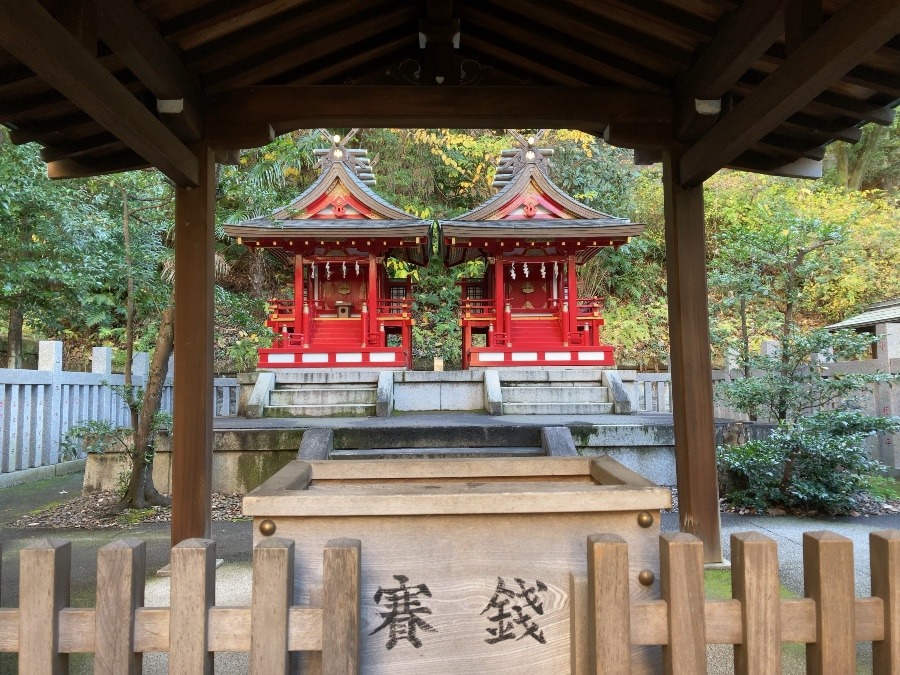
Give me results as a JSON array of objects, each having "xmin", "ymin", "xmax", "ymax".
[
  {"xmin": 674, "ymin": 0, "xmax": 786, "ymax": 140},
  {"xmin": 205, "ymin": 4, "xmax": 418, "ymax": 92},
  {"xmin": 458, "ymin": 4, "xmax": 669, "ymax": 92},
  {"xmin": 94, "ymin": 0, "xmax": 204, "ymax": 141},
  {"xmin": 677, "ymin": 0, "xmax": 786, "ymax": 100},
  {"xmin": 0, "ymin": 0, "xmax": 198, "ymax": 186},
  {"xmin": 679, "ymin": 0, "xmax": 900, "ymax": 187}
]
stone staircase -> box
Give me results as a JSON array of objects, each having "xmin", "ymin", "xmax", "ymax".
[
  {"xmin": 300, "ymin": 425, "xmax": 577, "ymax": 460},
  {"xmin": 499, "ymin": 369, "xmax": 614, "ymax": 415},
  {"xmin": 263, "ymin": 371, "xmax": 379, "ymax": 417}
]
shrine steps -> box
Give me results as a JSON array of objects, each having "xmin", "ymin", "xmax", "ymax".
[
  {"xmin": 309, "ymin": 318, "xmax": 365, "ymax": 345},
  {"xmin": 507, "ymin": 318, "xmax": 563, "ymax": 346},
  {"xmin": 499, "ymin": 370, "xmax": 614, "ymax": 415},
  {"xmin": 305, "ymin": 425, "xmax": 576, "ymax": 460},
  {"xmin": 263, "ymin": 371, "xmax": 379, "ymax": 418}
]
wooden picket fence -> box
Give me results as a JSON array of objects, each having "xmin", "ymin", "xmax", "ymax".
[
  {"xmin": 0, "ymin": 537, "xmax": 360, "ymax": 674},
  {"xmin": 0, "ymin": 530, "xmax": 898, "ymax": 673},
  {"xmin": 586, "ymin": 530, "xmax": 900, "ymax": 674}
]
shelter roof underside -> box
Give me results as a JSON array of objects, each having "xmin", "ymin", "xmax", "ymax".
[{"xmin": 0, "ymin": 0, "xmax": 897, "ymax": 187}]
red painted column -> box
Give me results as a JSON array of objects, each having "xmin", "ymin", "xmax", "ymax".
[
  {"xmin": 567, "ymin": 255, "xmax": 578, "ymax": 336},
  {"xmin": 494, "ymin": 257, "xmax": 504, "ymax": 337},
  {"xmin": 293, "ymin": 254, "xmax": 303, "ymax": 340},
  {"xmin": 367, "ymin": 254, "xmax": 378, "ymax": 340}
]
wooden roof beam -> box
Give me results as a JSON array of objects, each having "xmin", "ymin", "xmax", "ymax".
[
  {"xmin": 206, "ymin": 86, "xmax": 672, "ymax": 149},
  {"xmin": 679, "ymin": 0, "xmax": 900, "ymax": 187},
  {"xmin": 674, "ymin": 0, "xmax": 786, "ymax": 141},
  {"xmin": 734, "ymin": 72, "xmax": 896, "ymax": 125},
  {"xmin": 0, "ymin": 0, "xmax": 198, "ymax": 186},
  {"xmin": 94, "ymin": 0, "xmax": 204, "ymax": 141}
]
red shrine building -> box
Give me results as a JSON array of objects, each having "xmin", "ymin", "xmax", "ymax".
[
  {"xmin": 441, "ymin": 137, "xmax": 644, "ymax": 369},
  {"xmin": 223, "ymin": 136, "xmax": 430, "ymax": 369}
]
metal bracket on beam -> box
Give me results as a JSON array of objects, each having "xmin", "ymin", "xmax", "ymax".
[
  {"xmin": 694, "ymin": 99, "xmax": 722, "ymax": 115},
  {"xmin": 158, "ymin": 99, "xmax": 185, "ymax": 114}
]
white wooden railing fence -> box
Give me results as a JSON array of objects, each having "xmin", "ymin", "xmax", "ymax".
[{"xmin": 1, "ymin": 341, "xmax": 238, "ymax": 476}]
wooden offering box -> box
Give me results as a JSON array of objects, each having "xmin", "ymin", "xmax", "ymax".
[{"xmin": 244, "ymin": 456, "xmax": 671, "ymax": 673}]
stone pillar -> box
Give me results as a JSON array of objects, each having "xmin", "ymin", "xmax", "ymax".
[
  {"xmin": 38, "ymin": 341, "xmax": 63, "ymax": 464},
  {"xmin": 91, "ymin": 346, "xmax": 113, "ymax": 375},
  {"xmin": 875, "ymin": 323, "xmax": 900, "ymax": 474}
]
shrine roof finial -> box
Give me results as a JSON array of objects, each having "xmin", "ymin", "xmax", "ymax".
[
  {"xmin": 492, "ymin": 130, "xmax": 554, "ymax": 189},
  {"xmin": 312, "ymin": 128, "xmax": 377, "ymax": 186}
]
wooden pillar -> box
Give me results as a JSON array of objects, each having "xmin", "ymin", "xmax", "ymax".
[
  {"xmin": 172, "ymin": 142, "xmax": 215, "ymax": 547},
  {"xmin": 293, "ymin": 254, "xmax": 303, "ymax": 338},
  {"xmin": 494, "ymin": 258, "xmax": 504, "ymax": 336},
  {"xmin": 567, "ymin": 255, "xmax": 578, "ymax": 335},
  {"xmin": 662, "ymin": 148, "xmax": 723, "ymax": 563}
]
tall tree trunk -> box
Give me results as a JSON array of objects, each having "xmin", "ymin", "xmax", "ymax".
[
  {"xmin": 6, "ymin": 307, "xmax": 23, "ymax": 369},
  {"xmin": 250, "ymin": 247, "xmax": 266, "ymax": 298},
  {"xmin": 119, "ymin": 293, "xmax": 175, "ymax": 509},
  {"xmin": 847, "ymin": 125, "xmax": 887, "ymax": 191}
]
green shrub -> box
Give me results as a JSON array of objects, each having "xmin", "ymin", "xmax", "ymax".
[{"xmin": 718, "ymin": 410, "xmax": 900, "ymax": 513}]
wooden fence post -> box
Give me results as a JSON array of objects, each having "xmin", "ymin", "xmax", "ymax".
[
  {"xmin": 95, "ymin": 540, "xmax": 145, "ymax": 675},
  {"xmin": 731, "ymin": 532, "xmax": 781, "ymax": 674},
  {"xmin": 587, "ymin": 534, "xmax": 631, "ymax": 674},
  {"xmin": 169, "ymin": 538, "xmax": 216, "ymax": 675},
  {"xmin": 871, "ymin": 530, "xmax": 900, "ymax": 674},
  {"xmin": 803, "ymin": 531, "xmax": 855, "ymax": 674},
  {"xmin": 251, "ymin": 538, "xmax": 294, "ymax": 674},
  {"xmin": 18, "ymin": 538, "xmax": 70, "ymax": 675},
  {"xmin": 322, "ymin": 538, "xmax": 361, "ymax": 675},
  {"xmin": 659, "ymin": 532, "xmax": 706, "ymax": 675}
]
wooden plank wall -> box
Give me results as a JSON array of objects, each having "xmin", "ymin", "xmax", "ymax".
[{"xmin": 0, "ymin": 531, "xmax": 898, "ymax": 672}]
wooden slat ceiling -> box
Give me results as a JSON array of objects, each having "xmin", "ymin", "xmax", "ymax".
[{"xmin": 0, "ymin": 0, "xmax": 897, "ymax": 185}]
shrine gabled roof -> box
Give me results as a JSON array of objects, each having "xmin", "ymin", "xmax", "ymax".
[
  {"xmin": 441, "ymin": 142, "xmax": 644, "ymax": 266},
  {"xmin": 269, "ymin": 154, "xmax": 413, "ymax": 221},
  {"xmin": 453, "ymin": 154, "xmax": 627, "ymax": 223},
  {"xmin": 223, "ymin": 218, "xmax": 431, "ymax": 240},
  {"xmin": 440, "ymin": 218, "xmax": 644, "ymax": 240},
  {"xmin": 224, "ymin": 143, "xmax": 433, "ymax": 264}
]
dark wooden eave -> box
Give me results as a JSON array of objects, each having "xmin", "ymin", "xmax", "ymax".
[{"xmin": 0, "ymin": 0, "xmax": 897, "ymax": 187}]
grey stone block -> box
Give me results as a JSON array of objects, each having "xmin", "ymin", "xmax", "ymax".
[
  {"xmin": 298, "ymin": 428, "xmax": 334, "ymax": 460},
  {"xmin": 483, "ymin": 370, "xmax": 502, "ymax": 415},
  {"xmin": 602, "ymin": 370, "xmax": 633, "ymax": 414},
  {"xmin": 245, "ymin": 371, "xmax": 276, "ymax": 418},
  {"xmin": 542, "ymin": 426, "xmax": 577, "ymax": 456},
  {"xmin": 376, "ymin": 370, "xmax": 394, "ymax": 417}
]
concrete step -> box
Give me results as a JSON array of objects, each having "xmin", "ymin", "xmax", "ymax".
[
  {"xmin": 274, "ymin": 372, "xmax": 381, "ymax": 385},
  {"xmin": 501, "ymin": 385, "xmax": 609, "ymax": 404},
  {"xmin": 501, "ymin": 402, "xmax": 615, "ymax": 415},
  {"xmin": 499, "ymin": 370, "xmax": 606, "ymax": 384},
  {"xmin": 330, "ymin": 446, "xmax": 545, "ymax": 460},
  {"xmin": 269, "ymin": 387, "xmax": 376, "ymax": 406},
  {"xmin": 263, "ymin": 403, "xmax": 376, "ymax": 418},
  {"xmin": 332, "ymin": 425, "xmax": 541, "ymax": 449}
]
